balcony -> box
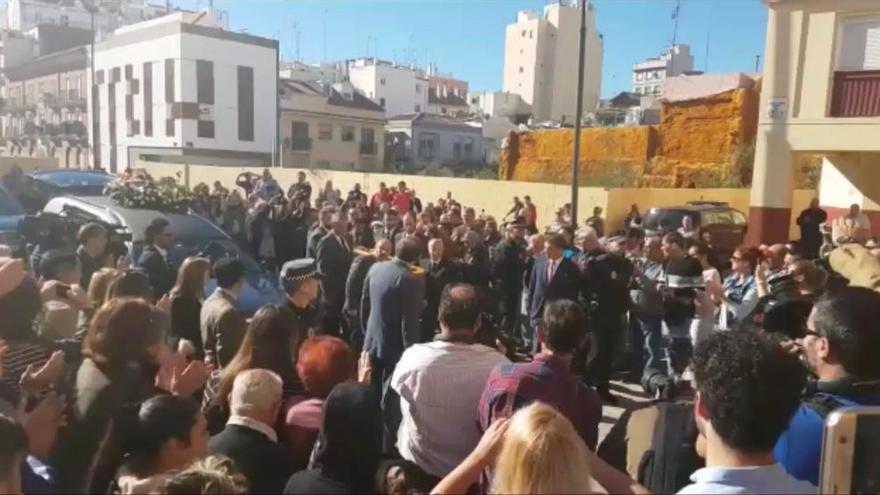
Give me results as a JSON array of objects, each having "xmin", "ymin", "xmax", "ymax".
[
  {"xmin": 830, "ymin": 70, "xmax": 880, "ymax": 118},
  {"xmin": 359, "ymin": 141, "xmax": 378, "ymax": 155},
  {"xmin": 288, "ymin": 136, "xmax": 312, "ymax": 151}
]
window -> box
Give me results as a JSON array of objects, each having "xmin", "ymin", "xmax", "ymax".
[
  {"xmin": 360, "ymin": 128, "xmax": 375, "ymax": 155},
  {"xmin": 380, "ymin": 77, "xmax": 386, "ymax": 85},
  {"xmin": 529, "ymin": 30, "xmax": 533, "ymax": 38},
  {"xmin": 107, "ymin": 82, "xmax": 117, "ymax": 172},
  {"xmin": 414, "ymin": 104, "xmax": 421, "ymax": 112},
  {"xmin": 519, "ymin": 66, "xmax": 524, "ymax": 73},
  {"xmin": 379, "ymin": 97, "xmax": 386, "ymax": 108},
  {"xmin": 166, "ymin": 119, "xmax": 174, "ymax": 137},
  {"xmin": 318, "ymin": 123, "xmax": 332, "ymax": 140},
  {"xmin": 124, "ymin": 64, "xmax": 133, "ymax": 80},
  {"xmin": 453, "ymin": 136, "xmax": 462, "ymax": 159},
  {"xmin": 290, "ymin": 121, "xmax": 309, "ymax": 150},
  {"xmin": 237, "ymin": 66, "xmax": 254, "ymax": 141},
  {"xmin": 197, "ymin": 120, "xmax": 214, "ymax": 138},
  {"xmin": 416, "ymin": 84, "xmax": 422, "ymax": 93},
  {"xmin": 95, "ymin": 70, "xmax": 104, "ymax": 85},
  {"xmin": 838, "ymin": 17, "xmax": 880, "ymax": 70},
  {"xmin": 164, "ymin": 59, "xmax": 174, "ymax": 103},
  {"xmin": 418, "ymin": 133, "xmax": 436, "ymax": 160},
  {"xmin": 196, "ymin": 60, "xmax": 214, "ymax": 104},
  {"xmin": 143, "ymin": 62, "xmax": 152, "ymax": 136},
  {"xmin": 464, "ymin": 137, "xmax": 474, "ymax": 159},
  {"xmin": 636, "ymin": 72, "xmax": 644, "ymax": 81},
  {"xmin": 111, "ymin": 67, "xmax": 121, "ymax": 83},
  {"xmin": 522, "ymin": 29, "xmax": 526, "ymax": 37},
  {"xmin": 341, "ymin": 126, "xmax": 355, "ymax": 142}
]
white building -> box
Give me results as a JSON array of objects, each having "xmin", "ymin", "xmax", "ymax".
[
  {"xmin": 89, "ymin": 11, "xmax": 278, "ymax": 171},
  {"xmin": 3, "ymin": 0, "xmax": 176, "ymax": 34},
  {"xmin": 632, "ymin": 44, "xmax": 694, "ymax": 96},
  {"xmin": 502, "ymin": 0, "xmax": 603, "ymax": 123},
  {"xmin": 468, "ymin": 90, "xmax": 531, "ymax": 121},
  {"xmin": 279, "ymin": 60, "xmax": 345, "ymax": 84},
  {"xmin": 347, "ymin": 57, "xmax": 429, "ymax": 117}
]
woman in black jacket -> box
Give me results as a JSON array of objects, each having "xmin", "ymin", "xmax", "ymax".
[{"xmin": 169, "ymin": 257, "xmax": 211, "ymax": 358}]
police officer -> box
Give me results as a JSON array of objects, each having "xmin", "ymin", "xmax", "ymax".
[
  {"xmin": 279, "ymin": 258, "xmax": 322, "ymax": 338},
  {"xmin": 582, "ymin": 235, "xmax": 634, "ymax": 404},
  {"xmin": 492, "ymin": 222, "xmax": 527, "ymax": 336}
]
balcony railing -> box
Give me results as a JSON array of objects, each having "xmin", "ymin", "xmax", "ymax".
[
  {"xmin": 359, "ymin": 141, "xmax": 377, "ymax": 155},
  {"xmin": 830, "ymin": 70, "xmax": 880, "ymax": 118},
  {"xmin": 289, "ymin": 137, "xmax": 312, "ymax": 151}
]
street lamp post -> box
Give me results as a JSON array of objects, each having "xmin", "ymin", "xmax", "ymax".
[{"xmin": 571, "ymin": 0, "xmax": 588, "ymax": 227}]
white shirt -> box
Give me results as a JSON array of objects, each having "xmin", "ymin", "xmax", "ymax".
[
  {"xmin": 391, "ymin": 340, "xmax": 509, "ymax": 478},
  {"xmin": 227, "ymin": 414, "xmax": 278, "ymax": 443},
  {"xmin": 678, "ymin": 464, "xmax": 815, "ymax": 494},
  {"xmin": 152, "ymin": 244, "xmax": 168, "ymax": 261}
]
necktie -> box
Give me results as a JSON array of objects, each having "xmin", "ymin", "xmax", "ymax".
[{"xmin": 547, "ymin": 259, "xmax": 555, "ymax": 283}]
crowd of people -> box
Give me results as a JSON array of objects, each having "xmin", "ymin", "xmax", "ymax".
[{"xmin": 0, "ymin": 167, "xmax": 879, "ymax": 494}]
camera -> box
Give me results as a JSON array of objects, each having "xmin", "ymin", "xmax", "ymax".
[{"xmin": 740, "ymin": 272, "xmax": 813, "ymax": 339}]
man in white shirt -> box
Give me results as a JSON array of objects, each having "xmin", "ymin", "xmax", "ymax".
[
  {"xmin": 391, "ymin": 283, "xmax": 509, "ymax": 479},
  {"xmin": 845, "ymin": 203, "xmax": 872, "ymax": 233}
]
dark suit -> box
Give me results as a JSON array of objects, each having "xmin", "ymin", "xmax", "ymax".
[
  {"xmin": 316, "ymin": 232, "xmax": 354, "ymax": 336},
  {"xmin": 200, "ymin": 288, "xmax": 248, "ymax": 368},
  {"xmin": 419, "ymin": 258, "xmax": 463, "ymax": 342},
  {"xmin": 527, "ymin": 255, "xmax": 580, "ymax": 352},
  {"xmin": 361, "ymin": 259, "xmax": 425, "ymax": 400},
  {"xmin": 306, "ymin": 225, "xmax": 328, "ymax": 259},
  {"xmin": 137, "ymin": 244, "xmax": 174, "ymax": 300},
  {"xmin": 493, "ymin": 238, "xmax": 526, "ymax": 334},
  {"xmin": 208, "ymin": 424, "xmax": 294, "ymax": 494},
  {"xmin": 170, "ymin": 294, "xmax": 203, "ymax": 358},
  {"xmin": 344, "ymin": 254, "xmax": 379, "ymax": 349}
]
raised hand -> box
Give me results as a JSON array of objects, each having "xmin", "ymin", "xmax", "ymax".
[
  {"xmin": 20, "ymin": 391, "xmax": 67, "ymax": 459},
  {"xmin": 20, "ymin": 350, "xmax": 65, "ymax": 395},
  {"xmin": 358, "ymin": 351, "xmax": 373, "ymax": 384}
]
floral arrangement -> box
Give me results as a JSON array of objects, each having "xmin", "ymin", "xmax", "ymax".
[{"xmin": 109, "ymin": 172, "xmax": 194, "ymax": 213}]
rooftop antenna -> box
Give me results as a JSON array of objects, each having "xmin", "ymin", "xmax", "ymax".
[{"xmin": 670, "ymin": 0, "xmax": 681, "ymax": 73}]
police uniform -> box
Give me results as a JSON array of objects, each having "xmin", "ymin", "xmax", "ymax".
[
  {"xmin": 280, "ymin": 259, "xmax": 322, "ymax": 338},
  {"xmin": 582, "ymin": 240, "xmax": 634, "ymax": 400}
]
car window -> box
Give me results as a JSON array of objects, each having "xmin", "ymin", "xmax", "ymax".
[
  {"xmin": 703, "ymin": 211, "xmax": 732, "ymax": 225},
  {"xmin": 644, "ymin": 210, "xmax": 699, "ymax": 232},
  {"xmin": 731, "ymin": 210, "xmax": 747, "ymax": 225},
  {"xmin": 0, "ymin": 186, "xmax": 24, "ymax": 215}
]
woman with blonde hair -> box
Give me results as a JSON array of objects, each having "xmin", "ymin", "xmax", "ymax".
[
  {"xmin": 169, "ymin": 257, "xmax": 211, "ymax": 358},
  {"xmin": 433, "ymin": 403, "xmax": 647, "ymax": 495}
]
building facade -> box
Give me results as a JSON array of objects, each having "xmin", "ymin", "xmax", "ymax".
[
  {"xmin": 632, "ymin": 44, "xmax": 695, "ymax": 96},
  {"xmin": 425, "ymin": 65, "xmax": 469, "ymax": 116},
  {"xmin": 89, "ymin": 12, "xmax": 278, "ymax": 172},
  {"xmin": 280, "ymin": 79, "xmax": 385, "ymax": 172},
  {"xmin": 748, "ymin": 0, "xmax": 880, "ymax": 244},
  {"xmin": 4, "ymin": 0, "xmax": 172, "ymax": 33},
  {"xmin": 348, "ymin": 57, "xmax": 429, "ymax": 118},
  {"xmin": 502, "ymin": 0, "xmax": 603, "ymax": 123},
  {"xmin": 468, "ymin": 90, "xmax": 531, "ymax": 121},
  {"xmin": 385, "ymin": 113, "xmax": 483, "ymax": 171}
]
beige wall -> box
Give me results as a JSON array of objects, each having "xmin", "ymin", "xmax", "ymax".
[
  {"xmin": 139, "ymin": 161, "xmax": 815, "ymax": 239},
  {"xmin": 0, "ymin": 156, "xmax": 59, "ymax": 175},
  {"xmin": 280, "ymin": 110, "xmax": 384, "ymax": 172}
]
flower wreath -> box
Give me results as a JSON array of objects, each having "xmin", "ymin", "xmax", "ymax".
[{"xmin": 110, "ymin": 175, "xmax": 193, "ymax": 213}]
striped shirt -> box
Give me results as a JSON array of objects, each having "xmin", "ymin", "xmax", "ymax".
[{"xmin": 1, "ymin": 340, "xmax": 52, "ymax": 394}]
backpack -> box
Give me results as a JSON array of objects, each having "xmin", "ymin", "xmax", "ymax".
[{"xmin": 637, "ymin": 402, "xmax": 704, "ymax": 494}]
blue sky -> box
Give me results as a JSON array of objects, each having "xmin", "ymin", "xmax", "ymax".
[{"xmin": 175, "ymin": 0, "xmax": 769, "ymax": 97}]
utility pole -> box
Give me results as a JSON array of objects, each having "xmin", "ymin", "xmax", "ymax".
[
  {"xmin": 571, "ymin": 0, "xmax": 588, "ymax": 227},
  {"xmin": 755, "ymin": 54, "xmax": 761, "ymax": 72}
]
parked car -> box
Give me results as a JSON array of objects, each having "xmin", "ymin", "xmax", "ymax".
[
  {"xmin": 43, "ymin": 195, "xmax": 282, "ymax": 315},
  {"xmin": 0, "ymin": 183, "xmax": 25, "ymax": 254},
  {"xmin": 17, "ymin": 169, "xmax": 113, "ymax": 213},
  {"xmin": 642, "ymin": 201, "xmax": 748, "ymax": 259}
]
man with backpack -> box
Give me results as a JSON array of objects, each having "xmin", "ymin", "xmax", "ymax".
[{"xmin": 775, "ymin": 286, "xmax": 880, "ymax": 485}]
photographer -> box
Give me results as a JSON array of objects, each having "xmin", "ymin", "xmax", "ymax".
[
  {"xmin": 39, "ymin": 249, "xmax": 92, "ymax": 341},
  {"xmin": 76, "ymin": 223, "xmax": 108, "ymax": 289}
]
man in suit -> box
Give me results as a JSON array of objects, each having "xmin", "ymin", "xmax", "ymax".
[
  {"xmin": 306, "ymin": 207, "xmax": 334, "ymax": 259},
  {"xmin": 527, "ymin": 233, "xmax": 580, "ymax": 354},
  {"xmin": 137, "ymin": 217, "xmax": 175, "ymax": 301},
  {"xmin": 361, "ymin": 236, "xmax": 425, "ymax": 403},
  {"xmin": 492, "ymin": 223, "xmax": 527, "ymax": 336},
  {"xmin": 393, "ymin": 212, "xmax": 422, "ymax": 249},
  {"xmin": 420, "ymin": 238, "xmax": 463, "ymax": 342},
  {"xmin": 343, "ymin": 239, "xmax": 392, "ymax": 349},
  {"xmin": 316, "ymin": 211, "xmax": 354, "ymax": 336},
  {"xmin": 200, "ymin": 258, "xmax": 248, "ymax": 368},
  {"xmin": 208, "ymin": 369, "xmax": 294, "ymax": 493}
]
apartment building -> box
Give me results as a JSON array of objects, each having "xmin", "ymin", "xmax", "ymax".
[
  {"xmin": 4, "ymin": 0, "xmax": 171, "ymax": 33},
  {"xmin": 347, "ymin": 57, "xmax": 429, "ymax": 117},
  {"xmin": 385, "ymin": 113, "xmax": 483, "ymax": 171},
  {"xmin": 425, "ymin": 65, "xmax": 469, "ymax": 116},
  {"xmin": 89, "ymin": 11, "xmax": 278, "ymax": 171},
  {"xmin": 280, "ymin": 80, "xmax": 385, "ymax": 172},
  {"xmin": 468, "ymin": 90, "xmax": 531, "ymax": 121},
  {"xmin": 748, "ymin": 0, "xmax": 880, "ymax": 244},
  {"xmin": 632, "ymin": 44, "xmax": 695, "ymax": 96},
  {"xmin": 502, "ymin": 0, "xmax": 603, "ymax": 123}
]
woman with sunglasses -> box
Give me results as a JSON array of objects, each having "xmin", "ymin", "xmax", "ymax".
[{"xmin": 717, "ymin": 247, "xmax": 761, "ymax": 330}]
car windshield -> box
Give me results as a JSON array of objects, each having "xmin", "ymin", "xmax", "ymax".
[
  {"xmin": 0, "ymin": 187, "xmax": 25, "ymax": 216},
  {"xmin": 167, "ymin": 238, "xmax": 263, "ymax": 276},
  {"xmin": 644, "ymin": 210, "xmax": 699, "ymax": 232}
]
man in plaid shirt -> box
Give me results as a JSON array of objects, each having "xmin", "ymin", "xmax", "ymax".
[{"xmin": 477, "ymin": 300, "xmax": 602, "ymax": 450}]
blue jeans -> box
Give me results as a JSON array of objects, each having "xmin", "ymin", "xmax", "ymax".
[{"xmin": 630, "ymin": 313, "xmax": 664, "ymax": 378}]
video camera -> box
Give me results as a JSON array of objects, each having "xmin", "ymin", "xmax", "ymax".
[
  {"xmin": 739, "ymin": 271, "xmax": 813, "ymax": 340},
  {"xmin": 18, "ymin": 207, "xmax": 133, "ymax": 263}
]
